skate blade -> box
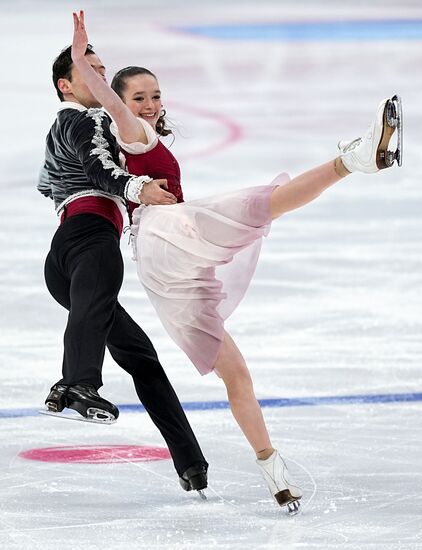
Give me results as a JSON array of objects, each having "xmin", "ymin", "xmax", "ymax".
[
  {"xmin": 376, "ymin": 99, "xmax": 397, "ymax": 169},
  {"xmin": 390, "ymin": 94, "xmax": 403, "ymax": 167},
  {"xmin": 378, "ymin": 95, "xmax": 403, "ymax": 169},
  {"xmin": 39, "ymin": 408, "xmax": 117, "ymax": 425},
  {"xmin": 287, "ymin": 499, "xmax": 301, "ymax": 516},
  {"xmin": 274, "ymin": 488, "xmax": 302, "ymax": 515},
  {"xmin": 197, "ymin": 490, "xmax": 207, "ymax": 501}
]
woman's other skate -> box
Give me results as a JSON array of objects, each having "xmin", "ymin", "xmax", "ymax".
[{"xmin": 256, "ymin": 450, "xmax": 302, "ymax": 515}]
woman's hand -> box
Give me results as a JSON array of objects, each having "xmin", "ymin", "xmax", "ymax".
[{"xmin": 72, "ymin": 10, "xmax": 89, "ymax": 62}]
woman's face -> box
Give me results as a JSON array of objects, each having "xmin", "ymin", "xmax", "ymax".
[{"xmin": 122, "ymin": 74, "xmax": 162, "ymax": 129}]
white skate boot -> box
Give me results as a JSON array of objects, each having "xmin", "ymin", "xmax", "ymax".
[
  {"xmin": 256, "ymin": 450, "xmax": 302, "ymax": 514},
  {"xmin": 338, "ymin": 94, "xmax": 402, "ymax": 173}
]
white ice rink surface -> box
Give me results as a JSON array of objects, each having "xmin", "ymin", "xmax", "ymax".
[{"xmin": 1, "ymin": 0, "xmax": 422, "ymax": 548}]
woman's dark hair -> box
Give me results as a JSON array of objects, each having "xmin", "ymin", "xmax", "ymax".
[
  {"xmin": 52, "ymin": 44, "xmax": 96, "ymax": 101},
  {"xmin": 111, "ymin": 66, "xmax": 172, "ymax": 136}
]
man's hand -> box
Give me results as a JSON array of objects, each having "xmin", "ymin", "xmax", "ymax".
[{"xmin": 139, "ymin": 179, "xmax": 177, "ymax": 206}]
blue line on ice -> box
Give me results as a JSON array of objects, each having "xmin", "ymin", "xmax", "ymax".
[
  {"xmin": 175, "ymin": 20, "xmax": 422, "ymax": 41},
  {"xmin": 1, "ymin": 392, "xmax": 421, "ymax": 419}
]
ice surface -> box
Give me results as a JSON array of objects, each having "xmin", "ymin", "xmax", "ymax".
[{"xmin": 1, "ymin": 1, "xmax": 422, "ymax": 548}]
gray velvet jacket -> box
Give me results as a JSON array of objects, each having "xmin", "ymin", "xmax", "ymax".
[{"xmin": 37, "ymin": 102, "xmax": 150, "ymax": 214}]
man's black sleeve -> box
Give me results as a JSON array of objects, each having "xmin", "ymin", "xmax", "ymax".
[{"xmin": 68, "ymin": 108, "xmax": 149, "ymax": 203}]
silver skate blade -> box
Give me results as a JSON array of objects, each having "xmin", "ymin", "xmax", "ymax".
[
  {"xmin": 393, "ymin": 94, "xmax": 403, "ymax": 167},
  {"xmin": 287, "ymin": 500, "xmax": 301, "ymax": 516},
  {"xmin": 39, "ymin": 408, "xmax": 116, "ymax": 425},
  {"xmin": 197, "ymin": 490, "xmax": 207, "ymax": 501},
  {"xmin": 386, "ymin": 94, "xmax": 403, "ymax": 167}
]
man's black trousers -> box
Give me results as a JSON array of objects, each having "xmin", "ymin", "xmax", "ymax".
[{"xmin": 44, "ymin": 213, "xmax": 207, "ymax": 476}]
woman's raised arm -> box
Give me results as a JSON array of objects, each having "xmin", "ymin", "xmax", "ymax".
[{"xmin": 71, "ymin": 10, "xmax": 148, "ymax": 144}]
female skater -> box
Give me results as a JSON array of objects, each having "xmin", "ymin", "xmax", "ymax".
[{"xmin": 71, "ymin": 11, "xmax": 401, "ymax": 512}]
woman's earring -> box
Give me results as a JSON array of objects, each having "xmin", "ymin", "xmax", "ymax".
[{"xmin": 160, "ymin": 107, "xmax": 166, "ymax": 118}]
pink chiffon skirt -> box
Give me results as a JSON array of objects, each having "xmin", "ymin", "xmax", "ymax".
[{"xmin": 131, "ymin": 173, "xmax": 289, "ymax": 375}]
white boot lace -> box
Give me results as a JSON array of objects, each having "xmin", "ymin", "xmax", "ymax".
[{"xmin": 342, "ymin": 137, "xmax": 362, "ymax": 153}]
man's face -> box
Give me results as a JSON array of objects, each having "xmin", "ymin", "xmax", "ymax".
[{"xmin": 58, "ymin": 53, "xmax": 106, "ymax": 108}]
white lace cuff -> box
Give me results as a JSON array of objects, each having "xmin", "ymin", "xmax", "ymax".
[
  {"xmin": 110, "ymin": 117, "xmax": 158, "ymax": 154},
  {"xmin": 125, "ymin": 175, "xmax": 152, "ymax": 203}
]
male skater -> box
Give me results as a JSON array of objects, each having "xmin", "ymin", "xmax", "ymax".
[{"xmin": 37, "ymin": 43, "xmax": 208, "ymax": 495}]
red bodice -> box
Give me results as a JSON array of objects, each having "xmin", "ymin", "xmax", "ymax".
[{"xmin": 124, "ymin": 140, "xmax": 184, "ymax": 219}]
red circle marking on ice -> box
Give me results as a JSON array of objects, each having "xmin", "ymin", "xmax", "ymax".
[
  {"xmin": 19, "ymin": 445, "xmax": 171, "ymax": 464},
  {"xmin": 167, "ymin": 100, "xmax": 243, "ymax": 162}
]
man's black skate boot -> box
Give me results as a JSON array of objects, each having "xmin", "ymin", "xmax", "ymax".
[
  {"xmin": 66, "ymin": 384, "xmax": 119, "ymax": 423},
  {"xmin": 45, "ymin": 383, "xmax": 68, "ymax": 413},
  {"xmin": 44, "ymin": 383, "xmax": 119, "ymax": 424},
  {"xmin": 179, "ymin": 462, "xmax": 208, "ymax": 499}
]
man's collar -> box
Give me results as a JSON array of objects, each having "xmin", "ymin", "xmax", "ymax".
[{"xmin": 57, "ymin": 101, "xmax": 88, "ymax": 113}]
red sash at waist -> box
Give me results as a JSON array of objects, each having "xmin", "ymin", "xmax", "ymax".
[{"xmin": 60, "ymin": 196, "xmax": 124, "ymax": 236}]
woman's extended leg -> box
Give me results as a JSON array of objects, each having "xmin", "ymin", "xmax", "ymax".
[
  {"xmin": 270, "ymin": 159, "xmax": 341, "ymax": 219},
  {"xmin": 270, "ymin": 95, "xmax": 402, "ymax": 219}
]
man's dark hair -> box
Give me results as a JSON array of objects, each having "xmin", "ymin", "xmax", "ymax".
[{"xmin": 52, "ymin": 44, "xmax": 95, "ymax": 101}]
